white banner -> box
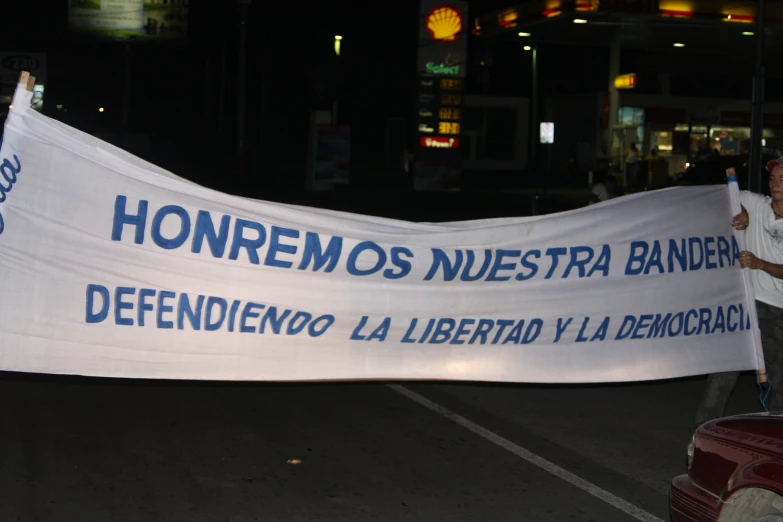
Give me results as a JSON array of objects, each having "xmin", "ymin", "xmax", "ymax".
[{"xmin": 0, "ymin": 82, "xmax": 763, "ymax": 383}]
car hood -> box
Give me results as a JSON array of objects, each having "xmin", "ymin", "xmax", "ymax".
[{"xmin": 701, "ymin": 412, "xmax": 783, "ymax": 451}]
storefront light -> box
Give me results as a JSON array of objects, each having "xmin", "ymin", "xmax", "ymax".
[{"xmin": 724, "ymin": 14, "xmax": 754, "ymax": 23}]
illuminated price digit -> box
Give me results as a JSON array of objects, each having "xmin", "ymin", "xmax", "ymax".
[
  {"xmin": 442, "ymin": 94, "xmax": 461, "ymax": 105},
  {"xmin": 440, "ymin": 79, "xmax": 463, "ymax": 90}
]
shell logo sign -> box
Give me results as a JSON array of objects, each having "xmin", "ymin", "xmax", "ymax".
[{"xmin": 426, "ymin": 5, "xmax": 463, "ymax": 42}]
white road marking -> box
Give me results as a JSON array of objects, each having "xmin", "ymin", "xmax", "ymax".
[{"xmin": 388, "ymin": 384, "xmax": 666, "ymax": 522}]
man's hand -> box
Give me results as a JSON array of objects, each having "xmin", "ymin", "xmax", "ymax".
[
  {"xmin": 740, "ymin": 251, "xmax": 783, "ymax": 279},
  {"xmin": 733, "ymin": 206, "xmax": 749, "ymax": 231},
  {"xmin": 740, "ymin": 251, "xmax": 766, "ymax": 270}
]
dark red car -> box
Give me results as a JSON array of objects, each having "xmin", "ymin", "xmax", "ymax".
[{"xmin": 670, "ymin": 412, "xmax": 783, "ymax": 521}]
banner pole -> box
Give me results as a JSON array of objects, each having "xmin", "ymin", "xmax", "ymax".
[
  {"xmin": 726, "ymin": 167, "xmax": 767, "ymax": 385},
  {"xmin": 18, "ymin": 71, "xmax": 29, "ymax": 91}
]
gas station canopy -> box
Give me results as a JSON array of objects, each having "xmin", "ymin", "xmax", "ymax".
[{"xmin": 474, "ymin": 0, "xmax": 783, "ymax": 58}]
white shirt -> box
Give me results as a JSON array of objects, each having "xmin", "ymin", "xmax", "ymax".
[
  {"xmin": 740, "ymin": 190, "xmax": 783, "ymax": 308},
  {"xmin": 590, "ymin": 183, "xmax": 610, "ymax": 204}
]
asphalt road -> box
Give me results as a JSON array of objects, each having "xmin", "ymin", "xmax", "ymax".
[{"xmin": 0, "ymin": 371, "xmax": 768, "ymax": 522}]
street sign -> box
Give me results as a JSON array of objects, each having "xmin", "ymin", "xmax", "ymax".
[
  {"xmin": 0, "ymin": 52, "xmax": 46, "ymax": 112},
  {"xmin": 0, "ymin": 53, "xmax": 45, "ymax": 84},
  {"xmin": 540, "ymin": 122, "xmax": 554, "ymax": 144}
]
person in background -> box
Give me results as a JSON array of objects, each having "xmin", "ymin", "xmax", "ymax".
[
  {"xmin": 625, "ymin": 143, "xmax": 639, "ymax": 164},
  {"xmin": 694, "ymin": 159, "xmax": 783, "ymax": 427},
  {"xmin": 589, "ymin": 175, "xmax": 617, "ymax": 205},
  {"xmin": 625, "ymin": 143, "xmax": 639, "ymax": 188}
]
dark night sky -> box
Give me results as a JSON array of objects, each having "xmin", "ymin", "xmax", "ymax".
[
  {"xmin": 0, "ymin": 1, "xmax": 760, "ymax": 117},
  {"xmin": 0, "ymin": 1, "xmax": 766, "ymax": 191}
]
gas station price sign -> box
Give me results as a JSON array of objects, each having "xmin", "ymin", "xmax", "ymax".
[{"xmin": 416, "ymin": 75, "xmax": 464, "ymax": 151}]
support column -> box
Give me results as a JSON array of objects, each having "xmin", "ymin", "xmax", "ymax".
[
  {"xmin": 122, "ymin": 42, "xmax": 131, "ymax": 133},
  {"xmin": 530, "ymin": 46, "xmax": 538, "ymax": 169},
  {"xmin": 608, "ymin": 34, "xmax": 621, "ymax": 166},
  {"xmin": 237, "ymin": 0, "xmax": 251, "ymax": 178},
  {"xmin": 658, "ymin": 72, "xmax": 671, "ymax": 96},
  {"xmin": 750, "ymin": 0, "xmax": 766, "ymax": 192}
]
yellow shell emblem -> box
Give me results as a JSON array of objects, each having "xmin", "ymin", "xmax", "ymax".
[{"xmin": 426, "ymin": 5, "xmax": 463, "ymax": 42}]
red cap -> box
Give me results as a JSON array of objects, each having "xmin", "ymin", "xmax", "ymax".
[{"xmin": 767, "ymin": 156, "xmax": 783, "ymax": 172}]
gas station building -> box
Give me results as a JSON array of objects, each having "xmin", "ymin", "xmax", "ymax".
[{"xmin": 472, "ymin": 0, "xmax": 783, "ymax": 184}]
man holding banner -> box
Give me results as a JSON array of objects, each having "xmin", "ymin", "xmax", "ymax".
[{"xmin": 695, "ymin": 158, "xmax": 783, "ymax": 426}]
